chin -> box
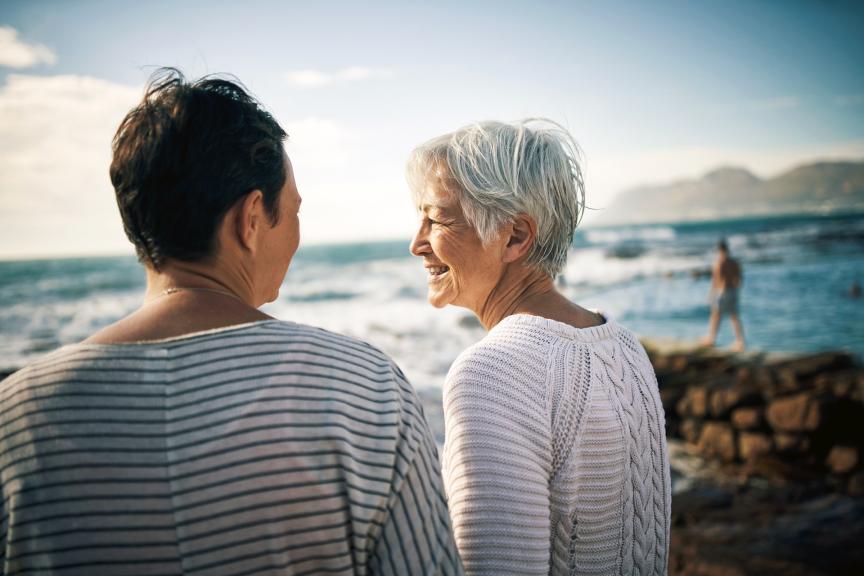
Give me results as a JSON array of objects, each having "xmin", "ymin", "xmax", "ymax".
[
  {"xmin": 427, "ymin": 292, "xmax": 451, "ymax": 309},
  {"xmin": 264, "ymin": 288, "xmax": 279, "ymax": 305}
]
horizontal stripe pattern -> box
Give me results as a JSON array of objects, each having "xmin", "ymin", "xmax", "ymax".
[{"xmin": 1, "ymin": 320, "xmax": 461, "ymax": 575}]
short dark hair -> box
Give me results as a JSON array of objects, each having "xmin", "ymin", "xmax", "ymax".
[
  {"xmin": 717, "ymin": 238, "xmax": 729, "ymax": 252},
  {"xmin": 110, "ymin": 68, "xmax": 287, "ymax": 269}
]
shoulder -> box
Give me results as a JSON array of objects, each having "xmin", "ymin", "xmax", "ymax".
[
  {"xmin": 0, "ymin": 346, "xmax": 97, "ymax": 434},
  {"xmin": 449, "ymin": 325, "xmax": 550, "ymax": 384},
  {"xmin": 262, "ymin": 320, "xmax": 395, "ymax": 366},
  {"xmin": 445, "ymin": 322, "xmax": 558, "ymax": 419},
  {"xmin": 1, "ymin": 345, "xmax": 92, "ymax": 392},
  {"xmin": 254, "ymin": 320, "xmax": 415, "ymax": 395}
]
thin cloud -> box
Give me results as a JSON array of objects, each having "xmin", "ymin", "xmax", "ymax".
[
  {"xmin": 748, "ymin": 96, "xmax": 799, "ymax": 111},
  {"xmin": 0, "ymin": 74, "xmax": 140, "ymax": 258},
  {"xmin": 834, "ymin": 93, "xmax": 864, "ymax": 107},
  {"xmin": 284, "ymin": 66, "xmax": 394, "ymax": 88},
  {"xmin": 0, "ymin": 26, "xmax": 56, "ymax": 68}
]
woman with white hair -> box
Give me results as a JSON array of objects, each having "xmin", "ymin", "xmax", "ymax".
[{"xmin": 408, "ymin": 120, "xmax": 671, "ymax": 575}]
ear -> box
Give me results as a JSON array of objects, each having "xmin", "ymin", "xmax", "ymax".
[
  {"xmin": 234, "ymin": 190, "xmax": 266, "ymax": 253},
  {"xmin": 502, "ymin": 213, "xmax": 536, "ymax": 263}
]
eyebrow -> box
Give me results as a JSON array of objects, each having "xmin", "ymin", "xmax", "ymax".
[{"xmin": 420, "ymin": 202, "xmax": 455, "ymax": 214}]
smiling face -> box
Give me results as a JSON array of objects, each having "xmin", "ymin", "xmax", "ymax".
[{"xmin": 409, "ymin": 171, "xmax": 507, "ymax": 312}]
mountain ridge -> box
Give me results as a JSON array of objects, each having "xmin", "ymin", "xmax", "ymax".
[{"xmin": 600, "ymin": 160, "xmax": 864, "ymax": 225}]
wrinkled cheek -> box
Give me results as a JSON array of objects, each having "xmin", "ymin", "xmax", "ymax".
[
  {"xmin": 440, "ymin": 275, "xmax": 458, "ymax": 303},
  {"xmin": 428, "ymin": 276, "xmax": 452, "ymax": 307}
]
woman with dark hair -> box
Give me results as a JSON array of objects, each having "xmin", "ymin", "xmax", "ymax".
[{"xmin": 0, "ymin": 70, "xmax": 461, "ymax": 575}]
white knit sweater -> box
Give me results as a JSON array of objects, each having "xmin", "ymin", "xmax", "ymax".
[{"xmin": 442, "ymin": 314, "xmax": 670, "ymax": 575}]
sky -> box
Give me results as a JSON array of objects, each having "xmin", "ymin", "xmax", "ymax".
[{"xmin": 1, "ymin": 0, "xmax": 863, "ymax": 259}]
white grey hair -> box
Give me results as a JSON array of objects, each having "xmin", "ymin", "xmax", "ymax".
[{"xmin": 406, "ymin": 118, "xmax": 585, "ymax": 278}]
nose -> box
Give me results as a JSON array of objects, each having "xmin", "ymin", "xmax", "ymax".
[{"xmin": 409, "ymin": 218, "xmax": 430, "ymax": 257}]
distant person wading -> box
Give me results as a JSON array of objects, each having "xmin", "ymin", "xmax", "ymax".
[{"xmin": 702, "ymin": 238, "xmax": 746, "ymax": 351}]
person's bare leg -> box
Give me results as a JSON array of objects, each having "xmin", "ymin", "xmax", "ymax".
[
  {"xmin": 730, "ymin": 314, "xmax": 745, "ymax": 351},
  {"xmin": 701, "ymin": 308, "xmax": 720, "ymax": 346}
]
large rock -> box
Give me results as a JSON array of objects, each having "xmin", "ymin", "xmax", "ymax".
[
  {"xmin": 774, "ymin": 433, "xmax": 811, "ymax": 454},
  {"xmin": 677, "ymin": 386, "xmax": 710, "ymax": 418},
  {"xmin": 651, "ymin": 354, "xmax": 687, "ymax": 372},
  {"xmin": 826, "ymin": 446, "xmax": 859, "ymax": 475},
  {"xmin": 697, "ymin": 422, "xmax": 737, "ymax": 463},
  {"xmin": 771, "ymin": 352, "xmax": 857, "ymax": 393},
  {"xmin": 730, "ymin": 406, "xmax": 764, "ymax": 430},
  {"xmin": 709, "ymin": 383, "xmax": 762, "ymax": 418},
  {"xmin": 766, "ymin": 392, "xmax": 824, "ymax": 432},
  {"xmin": 681, "ymin": 419, "xmax": 703, "ymax": 444},
  {"xmin": 743, "ymin": 366, "xmax": 785, "ymax": 399},
  {"xmin": 738, "ymin": 432, "xmax": 773, "ymax": 462},
  {"xmin": 773, "ymin": 350, "xmax": 856, "ymax": 371},
  {"xmin": 659, "ymin": 384, "xmax": 687, "ymax": 420},
  {"xmin": 814, "ymin": 369, "xmax": 860, "ymax": 398}
]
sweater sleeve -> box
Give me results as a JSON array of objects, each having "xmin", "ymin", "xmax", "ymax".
[
  {"xmin": 369, "ymin": 362, "xmax": 463, "ymax": 575},
  {"xmin": 442, "ymin": 345, "xmax": 552, "ymax": 575}
]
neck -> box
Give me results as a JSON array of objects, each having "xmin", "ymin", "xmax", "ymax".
[
  {"xmin": 144, "ymin": 258, "xmax": 257, "ymax": 308},
  {"xmin": 474, "ymin": 264, "xmax": 557, "ymax": 330}
]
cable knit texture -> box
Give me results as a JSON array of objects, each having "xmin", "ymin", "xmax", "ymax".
[{"xmin": 442, "ymin": 314, "xmax": 671, "ymax": 575}]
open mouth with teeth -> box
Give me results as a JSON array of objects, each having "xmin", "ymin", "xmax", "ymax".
[{"xmin": 427, "ymin": 265, "xmax": 450, "ymax": 278}]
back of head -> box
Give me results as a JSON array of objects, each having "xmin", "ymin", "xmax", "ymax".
[
  {"xmin": 110, "ymin": 68, "xmax": 287, "ymax": 270},
  {"xmin": 717, "ymin": 238, "xmax": 729, "ymax": 254},
  {"xmin": 407, "ymin": 118, "xmax": 585, "ymax": 277}
]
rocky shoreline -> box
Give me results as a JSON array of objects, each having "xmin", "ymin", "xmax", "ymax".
[
  {"xmin": 648, "ymin": 341, "xmax": 864, "ymax": 575},
  {"xmin": 650, "ymin": 342, "xmax": 864, "ymax": 493}
]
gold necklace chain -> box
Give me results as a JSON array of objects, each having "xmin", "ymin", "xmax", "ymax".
[{"xmin": 157, "ymin": 286, "xmax": 247, "ymax": 304}]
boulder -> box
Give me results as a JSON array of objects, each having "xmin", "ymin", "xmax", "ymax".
[
  {"xmin": 734, "ymin": 366, "xmax": 754, "ymax": 386},
  {"xmin": 814, "ymin": 369, "xmax": 862, "ymax": 398},
  {"xmin": 681, "ymin": 419, "xmax": 703, "ymax": 444},
  {"xmin": 751, "ymin": 367, "xmax": 779, "ymax": 398},
  {"xmin": 775, "ymin": 368, "xmax": 802, "ymax": 394},
  {"xmin": 650, "ymin": 353, "xmax": 673, "ymax": 371},
  {"xmin": 773, "ymin": 433, "xmax": 811, "ymax": 454},
  {"xmin": 659, "ymin": 385, "xmax": 686, "ymax": 420},
  {"xmin": 766, "ymin": 392, "xmax": 824, "ymax": 432},
  {"xmin": 697, "ymin": 422, "xmax": 737, "ymax": 463},
  {"xmin": 738, "ymin": 432, "xmax": 773, "ymax": 462},
  {"xmin": 670, "ymin": 355, "xmax": 689, "ymax": 372},
  {"xmin": 826, "ymin": 446, "xmax": 859, "ymax": 475},
  {"xmin": 770, "ymin": 352, "xmax": 857, "ymax": 393},
  {"xmin": 677, "ymin": 386, "xmax": 709, "ymax": 418},
  {"xmin": 709, "ymin": 383, "xmax": 761, "ymax": 419},
  {"xmin": 730, "ymin": 406, "xmax": 764, "ymax": 430}
]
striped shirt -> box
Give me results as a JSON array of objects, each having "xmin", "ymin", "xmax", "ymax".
[{"xmin": 0, "ymin": 320, "xmax": 462, "ymax": 576}]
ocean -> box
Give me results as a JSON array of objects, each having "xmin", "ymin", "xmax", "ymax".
[{"xmin": 1, "ymin": 213, "xmax": 863, "ymax": 392}]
